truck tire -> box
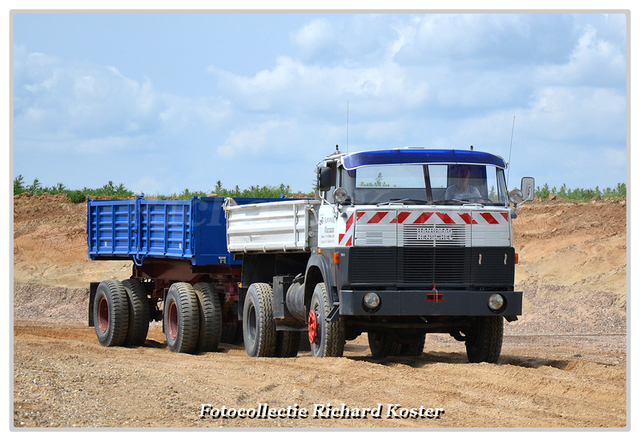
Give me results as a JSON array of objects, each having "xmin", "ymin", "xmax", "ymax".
[
  {"xmin": 465, "ymin": 316, "xmax": 504, "ymax": 363},
  {"xmin": 93, "ymin": 279, "xmax": 129, "ymax": 347},
  {"xmin": 308, "ymin": 283, "xmax": 345, "ymax": 357},
  {"xmin": 275, "ymin": 331, "xmax": 301, "ymax": 357},
  {"xmin": 368, "ymin": 331, "xmax": 401, "ymax": 358},
  {"xmin": 121, "ymin": 279, "xmax": 150, "ymax": 347},
  {"xmin": 193, "ymin": 282, "xmax": 222, "ymax": 353},
  {"xmin": 164, "ymin": 283, "xmax": 200, "ymax": 354},
  {"xmin": 242, "ymin": 283, "xmax": 277, "ymax": 357},
  {"xmin": 399, "ymin": 333, "xmax": 426, "ymax": 356}
]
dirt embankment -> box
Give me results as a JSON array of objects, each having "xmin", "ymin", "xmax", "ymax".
[{"xmin": 12, "ymin": 193, "xmax": 628, "ymax": 428}]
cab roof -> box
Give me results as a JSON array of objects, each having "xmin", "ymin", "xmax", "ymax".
[{"xmin": 340, "ymin": 149, "xmax": 507, "ymax": 170}]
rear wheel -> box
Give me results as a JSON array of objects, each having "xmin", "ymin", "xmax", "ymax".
[
  {"xmin": 275, "ymin": 331, "xmax": 301, "ymax": 357},
  {"xmin": 399, "ymin": 333, "xmax": 426, "ymax": 356},
  {"xmin": 308, "ymin": 283, "xmax": 344, "ymax": 357},
  {"xmin": 93, "ymin": 279, "xmax": 129, "ymax": 347},
  {"xmin": 368, "ymin": 331, "xmax": 401, "ymax": 358},
  {"xmin": 242, "ymin": 283, "xmax": 277, "ymax": 357},
  {"xmin": 121, "ymin": 279, "xmax": 150, "ymax": 347},
  {"xmin": 164, "ymin": 283, "xmax": 200, "ymax": 354},
  {"xmin": 465, "ymin": 316, "xmax": 504, "ymax": 363},
  {"xmin": 193, "ymin": 283, "xmax": 222, "ymax": 353}
]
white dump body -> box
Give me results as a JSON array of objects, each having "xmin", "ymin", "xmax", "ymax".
[{"xmin": 224, "ymin": 198, "xmax": 320, "ymax": 253}]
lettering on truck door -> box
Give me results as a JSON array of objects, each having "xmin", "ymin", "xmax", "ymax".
[{"xmin": 318, "ymin": 205, "xmax": 338, "ymax": 247}]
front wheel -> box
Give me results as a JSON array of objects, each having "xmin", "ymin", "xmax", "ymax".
[
  {"xmin": 308, "ymin": 283, "xmax": 344, "ymax": 357},
  {"xmin": 465, "ymin": 316, "xmax": 504, "ymax": 363}
]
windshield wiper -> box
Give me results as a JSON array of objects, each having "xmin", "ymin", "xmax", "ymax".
[
  {"xmin": 377, "ymin": 198, "xmax": 430, "ymax": 206},
  {"xmin": 432, "ymin": 198, "xmax": 486, "ymax": 205}
]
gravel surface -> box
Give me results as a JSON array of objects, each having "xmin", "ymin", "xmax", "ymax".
[{"xmin": 12, "ymin": 195, "xmax": 628, "ymax": 428}]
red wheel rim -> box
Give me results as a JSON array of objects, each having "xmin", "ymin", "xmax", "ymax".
[
  {"xmin": 308, "ymin": 309, "xmax": 318, "ymax": 344},
  {"xmin": 167, "ymin": 300, "xmax": 178, "ymax": 340},
  {"xmin": 97, "ymin": 296, "xmax": 109, "ymax": 333}
]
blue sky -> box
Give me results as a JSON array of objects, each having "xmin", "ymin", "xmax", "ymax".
[{"xmin": 12, "ymin": 11, "xmax": 628, "ymax": 195}]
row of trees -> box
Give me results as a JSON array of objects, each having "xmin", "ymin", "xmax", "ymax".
[
  {"xmin": 14, "ymin": 175, "xmax": 135, "ymax": 203},
  {"xmin": 13, "ymin": 175, "xmax": 307, "ymax": 203},
  {"xmin": 534, "ymin": 182, "xmax": 626, "ymax": 201},
  {"xmin": 14, "ymin": 174, "xmax": 626, "ymax": 204},
  {"xmin": 13, "ymin": 175, "xmax": 313, "ymax": 203}
]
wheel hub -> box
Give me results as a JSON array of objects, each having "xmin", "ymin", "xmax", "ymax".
[
  {"xmin": 97, "ymin": 296, "xmax": 109, "ymax": 333},
  {"xmin": 308, "ymin": 309, "xmax": 318, "ymax": 344},
  {"xmin": 167, "ymin": 300, "xmax": 178, "ymax": 340}
]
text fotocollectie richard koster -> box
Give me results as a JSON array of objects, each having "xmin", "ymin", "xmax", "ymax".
[{"xmin": 199, "ymin": 403, "xmax": 445, "ymax": 420}]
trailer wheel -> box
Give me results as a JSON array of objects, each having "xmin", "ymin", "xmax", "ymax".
[
  {"xmin": 122, "ymin": 279, "xmax": 150, "ymax": 347},
  {"xmin": 367, "ymin": 331, "xmax": 401, "ymax": 358},
  {"xmin": 275, "ymin": 331, "xmax": 301, "ymax": 358},
  {"xmin": 93, "ymin": 279, "xmax": 129, "ymax": 347},
  {"xmin": 399, "ymin": 333, "xmax": 426, "ymax": 356},
  {"xmin": 242, "ymin": 283, "xmax": 277, "ymax": 357},
  {"xmin": 193, "ymin": 283, "xmax": 222, "ymax": 353},
  {"xmin": 309, "ymin": 283, "xmax": 345, "ymax": 357},
  {"xmin": 164, "ymin": 283, "xmax": 200, "ymax": 354},
  {"xmin": 465, "ymin": 316, "xmax": 504, "ymax": 363}
]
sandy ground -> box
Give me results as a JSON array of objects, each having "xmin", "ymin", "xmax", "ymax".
[{"xmin": 11, "ymin": 193, "xmax": 628, "ymax": 429}]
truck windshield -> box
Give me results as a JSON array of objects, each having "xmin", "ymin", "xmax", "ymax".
[{"xmin": 353, "ymin": 164, "xmax": 507, "ymax": 206}]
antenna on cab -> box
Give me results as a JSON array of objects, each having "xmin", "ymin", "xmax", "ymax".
[
  {"xmin": 346, "ymin": 100, "xmax": 349, "ymax": 153},
  {"xmin": 507, "ymin": 116, "xmax": 516, "ymax": 188}
]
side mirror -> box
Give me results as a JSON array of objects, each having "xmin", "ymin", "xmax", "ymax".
[
  {"xmin": 317, "ymin": 167, "xmax": 332, "ymax": 192},
  {"xmin": 521, "ymin": 177, "xmax": 535, "ymax": 203}
]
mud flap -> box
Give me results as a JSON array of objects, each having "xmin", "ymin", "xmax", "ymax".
[{"xmin": 88, "ymin": 282, "xmax": 99, "ymax": 327}]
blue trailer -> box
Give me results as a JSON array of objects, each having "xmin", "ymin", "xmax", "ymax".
[{"xmin": 87, "ymin": 195, "xmax": 284, "ymax": 353}]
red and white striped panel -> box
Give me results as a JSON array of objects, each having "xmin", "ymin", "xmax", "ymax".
[
  {"xmin": 360, "ymin": 210, "xmax": 509, "ymax": 225},
  {"xmin": 338, "ymin": 212, "xmax": 358, "ymax": 247},
  {"xmin": 338, "ymin": 210, "xmax": 508, "ymax": 246}
]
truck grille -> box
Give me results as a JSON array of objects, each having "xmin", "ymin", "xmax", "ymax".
[
  {"xmin": 399, "ymin": 248, "xmax": 465, "ymax": 283},
  {"xmin": 347, "ymin": 246, "xmax": 515, "ymax": 288}
]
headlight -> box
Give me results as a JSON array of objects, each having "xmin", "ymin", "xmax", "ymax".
[
  {"xmin": 333, "ymin": 187, "xmax": 349, "ymax": 205},
  {"xmin": 363, "ymin": 292, "xmax": 381, "ymax": 311},
  {"xmin": 488, "ymin": 293, "xmax": 505, "ymax": 311},
  {"xmin": 509, "ymin": 189, "xmax": 524, "ymax": 205}
]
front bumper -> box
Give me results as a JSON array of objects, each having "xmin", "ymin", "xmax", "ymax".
[{"xmin": 339, "ymin": 289, "xmax": 522, "ymax": 317}]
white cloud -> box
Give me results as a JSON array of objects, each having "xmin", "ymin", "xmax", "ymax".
[
  {"xmin": 158, "ymin": 94, "xmax": 231, "ymax": 135},
  {"xmin": 524, "ymin": 86, "xmax": 625, "ymax": 144},
  {"xmin": 209, "ymin": 56, "xmax": 429, "ymax": 120},
  {"xmin": 14, "ymin": 47, "xmax": 162, "ymax": 143},
  {"xmin": 216, "ymin": 119, "xmax": 296, "ymax": 159},
  {"xmin": 536, "ymin": 24, "xmax": 626, "ymax": 88},
  {"xmin": 291, "ymin": 18, "xmax": 335, "ymax": 57}
]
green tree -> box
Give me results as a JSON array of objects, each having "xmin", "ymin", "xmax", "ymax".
[{"xmin": 14, "ymin": 175, "xmax": 25, "ymax": 195}]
